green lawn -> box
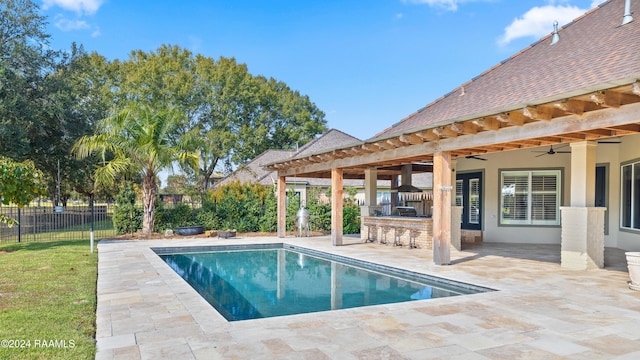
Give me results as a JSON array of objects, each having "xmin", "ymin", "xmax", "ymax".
[{"xmin": 0, "ymin": 239, "xmax": 97, "ymax": 359}]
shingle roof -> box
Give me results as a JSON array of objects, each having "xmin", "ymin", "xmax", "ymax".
[
  {"xmin": 377, "ymin": 0, "xmax": 640, "ymax": 138},
  {"xmin": 216, "ymin": 129, "xmax": 362, "ymax": 187},
  {"xmin": 215, "ymin": 149, "xmax": 294, "ymax": 187},
  {"xmin": 295, "ymin": 129, "xmax": 361, "ymax": 157}
]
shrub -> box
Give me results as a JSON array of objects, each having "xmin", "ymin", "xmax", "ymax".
[
  {"xmin": 259, "ymin": 188, "xmax": 278, "ymax": 232},
  {"xmin": 113, "ymin": 183, "xmax": 142, "ymax": 234},
  {"xmin": 343, "ymin": 197, "xmax": 361, "ymax": 234},
  {"xmin": 153, "ymin": 181, "xmax": 363, "ymax": 235},
  {"xmin": 306, "ymin": 187, "xmax": 330, "ymax": 232},
  {"xmin": 205, "ymin": 181, "xmax": 270, "ymax": 232},
  {"xmin": 154, "ymin": 204, "xmax": 198, "ymax": 232}
]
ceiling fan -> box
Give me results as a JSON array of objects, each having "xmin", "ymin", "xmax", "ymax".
[
  {"xmin": 465, "ymin": 155, "xmax": 487, "ymax": 161},
  {"xmin": 597, "ymin": 137, "xmax": 622, "ymax": 144},
  {"xmin": 534, "ymin": 138, "xmax": 621, "ymax": 157},
  {"xmin": 534, "ymin": 144, "xmax": 571, "ymax": 157}
]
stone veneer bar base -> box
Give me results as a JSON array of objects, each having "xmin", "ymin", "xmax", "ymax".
[{"xmin": 361, "ymin": 216, "xmax": 432, "ymax": 249}]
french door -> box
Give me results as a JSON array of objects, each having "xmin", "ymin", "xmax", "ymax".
[{"xmin": 456, "ymin": 172, "xmax": 483, "ymax": 230}]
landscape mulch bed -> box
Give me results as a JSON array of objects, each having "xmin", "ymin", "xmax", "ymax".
[{"xmin": 109, "ymin": 231, "xmax": 329, "ymax": 240}]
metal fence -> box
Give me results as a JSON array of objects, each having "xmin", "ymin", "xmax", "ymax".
[{"xmin": 0, "ymin": 204, "xmax": 116, "ymax": 243}]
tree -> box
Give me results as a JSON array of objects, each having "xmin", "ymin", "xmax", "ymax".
[
  {"xmin": 101, "ymin": 45, "xmax": 327, "ymax": 195},
  {"xmin": 73, "ymin": 104, "xmax": 198, "ymax": 235},
  {"xmin": 46, "ymin": 47, "xmax": 118, "ymax": 203},
  {"xmin": 0, "ymin": 2, "xmax": 110, "ymax": 203},
  {"xmin": 0, "ymin": 0, "xmax": 57, "ymax": 161},
  {"xmin": 187, "ymin": 56, "xmax": 327, "ymax": 192},
  {"xmin": 161, "ymin": 174, "xmax": 193, "ymax": 194},
  {"xmin": 0, "ymin": 157, "xmax": 47, "ymax": 226}
]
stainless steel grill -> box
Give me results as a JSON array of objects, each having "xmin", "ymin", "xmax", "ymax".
[{"xmin": 392, "ymin": 206, "xmax": 417, "ymax": 217}]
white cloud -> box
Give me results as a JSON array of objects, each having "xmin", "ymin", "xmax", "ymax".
[
  {"xmin": 52, "ymin": 14, "xmax": 100, "ymax": 37},
  {"xmin": 41, "ymin": 0, "xmax": 104, "ymax": 15},
  {"xmin": 402, "ymin": 0, "xmax": 491, "ymax": 12},
  {"xmin": 498, "ymin": 3, "xmax": 592, "ymax": 46},
  {"xmin": 54, "ymin": 16, "xmax": 90, "ymax": 31},
  {"xmin": 403, "ymin": 0, "xmax": 460, "ymax": 11}
]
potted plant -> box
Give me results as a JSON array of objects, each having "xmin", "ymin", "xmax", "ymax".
[{"xmin": 626, "ymin": 252, "xmax": 640, "ymax": 291}]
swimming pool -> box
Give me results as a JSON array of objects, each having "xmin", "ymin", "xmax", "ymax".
[{"xmin": 155, "ymin": 244, "xmax": 493, "ymax": 321}]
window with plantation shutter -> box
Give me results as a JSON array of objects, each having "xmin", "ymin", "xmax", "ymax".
[
  {"xmin": 455, "ymin": 180, "xmax": 463, "ymax": 207},
  {"xmin": 500, "ymin": 170, "xmax": 561, "ymax": 225},
  {"xmin": 469, "ymin": 178, "xmax": 480, "ymax": 224}
]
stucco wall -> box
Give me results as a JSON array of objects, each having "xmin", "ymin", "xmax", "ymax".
[
  {"xmin": 613, "ymin": 134, "xmax": 640, "ymax": 251},
  {"xmin": 454, "ymin": 135, "xmax": 640, "ymax": 251}
]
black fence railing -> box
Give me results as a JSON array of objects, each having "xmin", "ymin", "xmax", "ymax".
[{"xmin": 0, "ymin": 204, "xmax": 116, "ymax": 243}]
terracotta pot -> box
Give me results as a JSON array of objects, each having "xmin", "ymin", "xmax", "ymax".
[{"xmin": 626, "ymin": 252, "xmax": 640, "ymax": 291}]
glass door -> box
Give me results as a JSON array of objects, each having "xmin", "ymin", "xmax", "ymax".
[{"xmin": 456, "ymin": 172, "xmax": 483, "ymax": 230}]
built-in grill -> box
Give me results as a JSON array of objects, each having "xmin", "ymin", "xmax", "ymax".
[{"xmin": 391, "ymin": 206, "xmax": 417, "ymax": 217}]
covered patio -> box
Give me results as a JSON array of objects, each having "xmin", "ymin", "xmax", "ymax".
[{"xmin": 266, "ymin": 0, "xmax": 640, "ymax": 269}]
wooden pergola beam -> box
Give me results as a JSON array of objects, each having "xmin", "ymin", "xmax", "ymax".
[
  {"xmin": 272, "ymin": 102, "xmax": 640, "ymax": 177},
  {"xmin": 400, "ymin": 133, "xmax": 425, "ymax": 145},
  {"xmin": 590, "ymin": 91, "xmax": 622, "ymax": 108},
  {"xmin": 416, "ymin": 129, "xmax": 440, "ymax": 141},
  {"xmin": 472, "ymin": 117, "xmax": 501, "ymax": 131},
  {"xmin": 555, "ymin": 99, "xmax": 586, "ymax": 115},
  {"xmin": 632, "ymin": 81, "xmax": 640, "ymax": 96},
  {"xmin": 523, "ymin": 106, "xmax": 553, "ymax": 121}
]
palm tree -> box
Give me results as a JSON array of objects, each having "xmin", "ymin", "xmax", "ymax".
[{"xmin": 73, "ymin": 104, "xmax": 197, "ymax": 235}]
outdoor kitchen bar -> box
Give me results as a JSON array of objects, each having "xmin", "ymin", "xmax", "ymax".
[
  {"xmin": 361, "ymin": 214, "xmax": 433, "ymax": 249},
  {"xmin": 359, "ymin": 164, "xmax": 435, "ymax": 249}
]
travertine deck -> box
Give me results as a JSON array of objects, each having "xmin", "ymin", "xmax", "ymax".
[{"xmin": 95, "ymin": 236, "xmax": 640, "ymax": 359}]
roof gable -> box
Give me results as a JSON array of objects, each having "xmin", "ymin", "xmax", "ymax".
[
  {"xmin": 215, "ymin": 149, "xmax": 294, "ymax": 187},
  {"xmin": 295, "ymin": 129, "xmax": 361, "ymax": 157},
  {"xmin": 216, "ymin": 129, "xmax": 361, "ymax": 187}
]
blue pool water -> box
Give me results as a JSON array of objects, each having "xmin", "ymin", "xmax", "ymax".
[{"xmin": 156, "ymin": 244, "xmax": 491, "ymax": 321}]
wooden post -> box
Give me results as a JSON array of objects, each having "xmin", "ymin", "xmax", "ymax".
[
  {"xmin": 277, "ymin": 175, "xmax": 287, "ymax": 238},
  {"xmin": 331, "ymin": 167, "xmax": 344, "ymax": 246},
  {"xmin": 433, "ymin": 151, "xmax": 451, "ymax": 265}
]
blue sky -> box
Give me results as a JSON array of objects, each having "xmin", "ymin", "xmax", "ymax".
[{"xmin": 41, "ymin": 0, "xmax": 604, "ymax": 141}]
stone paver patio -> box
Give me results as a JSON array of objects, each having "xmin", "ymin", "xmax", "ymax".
[{"xmin": 95, "ymin": 236, "xmax": 640, "ymax": 359}]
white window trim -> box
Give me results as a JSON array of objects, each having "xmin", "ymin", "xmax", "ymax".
[
  {"xmin": 620, "ymin": 160, "xmax": 640, "ymax": 231},
  {"xmin": 500, "ymin": 169, "xmax": 561, "ymax": 226}
]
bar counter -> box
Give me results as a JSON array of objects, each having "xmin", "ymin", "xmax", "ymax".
[{"xmin": 361, "ymin": 216, "xmax": 433, "ymax": 249}]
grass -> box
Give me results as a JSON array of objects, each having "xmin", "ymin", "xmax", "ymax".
[{"xmin": 0, "ymin": 239, "xmax": 97, "ymax": 359}]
